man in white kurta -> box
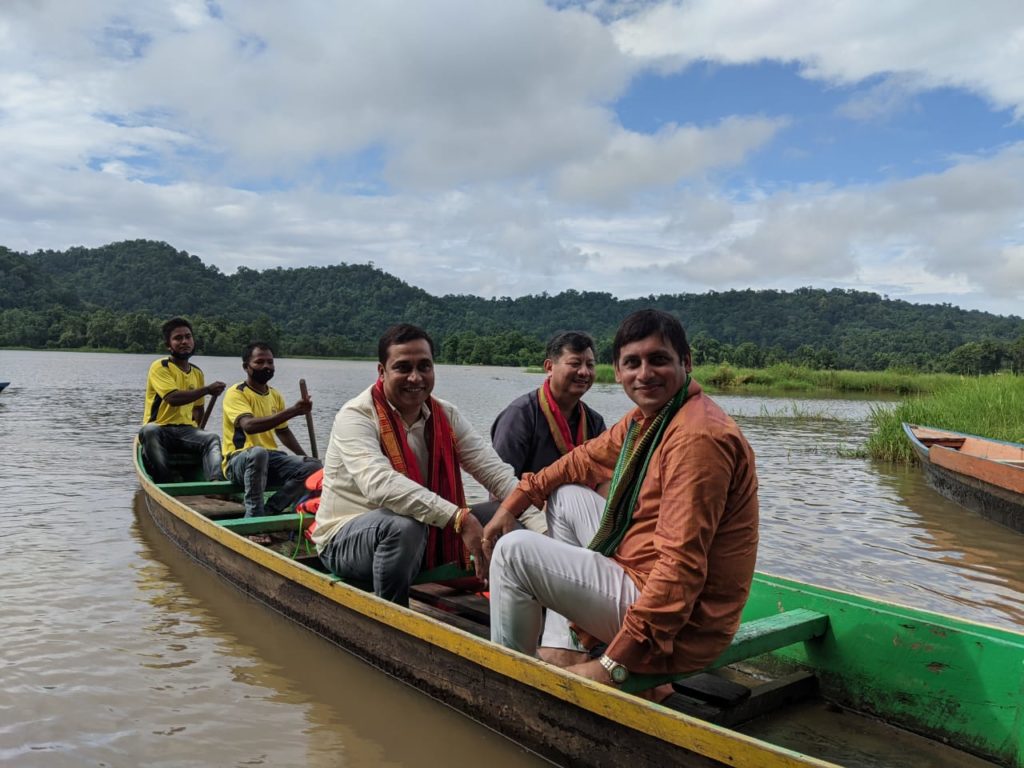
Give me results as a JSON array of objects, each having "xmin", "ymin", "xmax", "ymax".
[{"xmin": 312, "ymin": 324, "xmax": 543, "ymax": 605}]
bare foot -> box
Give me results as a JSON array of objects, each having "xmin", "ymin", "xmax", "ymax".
[{"xmin": 537, "ymin": 647, "xmax": 589, "ymax": 668}]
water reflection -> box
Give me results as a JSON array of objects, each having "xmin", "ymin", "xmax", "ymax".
[{"xmin": 131, "ymin": 494, "xmax": 544, "ymax": 768}]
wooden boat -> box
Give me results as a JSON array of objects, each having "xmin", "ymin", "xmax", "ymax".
[
  {"xmin": 903, "ymin": 423, "xmax": 1024, "ymax": 534},
  {"xmin": 135, "ymin": 444, "xmax": 1023, "ymax": 768}
]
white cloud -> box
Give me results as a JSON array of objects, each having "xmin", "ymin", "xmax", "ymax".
[
  {"xmin": 111, "ymin": 0, "xmax": 635, "ymax": 186},
  {"xmin": 836, "ymin": 77, "xmax": 921, "ymax": 122},
  {"xmin": 555, "ymin": 116, "xmax": 786, "ymax": 204},
  {"xmin": 613, "ymin": 0, "xmax": 1024, "ymax": 117},
  {"xmin": 574, "ymin": 142, "xmax": 1024, "ymax": 304}
]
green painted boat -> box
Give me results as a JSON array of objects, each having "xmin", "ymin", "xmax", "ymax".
[{"xmin": 136, "ymin": 443, "xmax": 1022, "ymax": 767}]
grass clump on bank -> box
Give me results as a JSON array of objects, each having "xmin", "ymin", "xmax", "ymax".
[
  {"xmin": 591, "ymin": 362, "xmax": 953, "ymax": 395},
  {"xmin": 864, "ymin": 375, "xmax": 1024, "ymax": 462}
]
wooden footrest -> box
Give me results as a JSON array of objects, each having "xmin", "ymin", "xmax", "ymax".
[
  {"xmin": 673, "ymin": 672, "xmax": 750, "ymax": 707},
  {"xmin": 662, "ymin": 671, "xmax": 818, "ymax": 727}
]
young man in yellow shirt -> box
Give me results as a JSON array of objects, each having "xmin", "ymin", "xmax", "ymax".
[
  {"xmin": 221, "ymin": 341, "xmax": 321, "ymax": 518},
  {"xmin": 140, "ymin": 317, "xmax": 225, "ymax": 482}
]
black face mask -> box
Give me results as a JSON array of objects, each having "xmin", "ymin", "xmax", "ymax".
[
  {"xmin": 170, "ymin": 349, "xmax": 194, "ymax": 361},
  {"xmin": 251, "ymin": 368, "xmax": 274, "ymax": 385}
]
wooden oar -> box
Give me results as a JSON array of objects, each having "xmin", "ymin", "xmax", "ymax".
[
  {"xmin": 299, "ymin": 378, "xmax": 318, "ymax": 458},
  {"xmin": 199, "ymin": 391, "xmax": 220, "ymax": 430}
]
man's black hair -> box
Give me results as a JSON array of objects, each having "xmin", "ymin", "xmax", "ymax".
[
  {"xmin": 161, "ymin": 317, "xmax": 193, "ymax": 345},
  {"xmin": 377, "ymin": 324, "xmax": 435, "ymax": 364},
  {"xmin": 545, "ymin": 330, "xmax": 596, "ymax": 361},
  {"xmin": 612, "ymin": 309, "xmax": 690, "ymax": 364},
  {"xmin": 242, "ymin": 341, "xmax": 275, "ymax": 365}
]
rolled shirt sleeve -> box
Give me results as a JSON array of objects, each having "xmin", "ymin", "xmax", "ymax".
[{"xmin": 512, "ymin": 421, "xmax": 624, "ymax": 511}]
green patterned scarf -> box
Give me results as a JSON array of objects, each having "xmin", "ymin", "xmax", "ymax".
[{"xmin": 587, "ymin": 377, "xmax": 690, "ymax": 556}]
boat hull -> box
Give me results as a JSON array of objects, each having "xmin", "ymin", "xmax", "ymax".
[
  {"xmin": 136, "ymin": 456, "xmax": 813, "ymax": 768},
  {"xmin": 903, "ymin": 423, "xmax": 1024, "ymax": 533},
  {"xmin": 136, "ymin": 444, "xmax": 1023, "ymax": 767}
]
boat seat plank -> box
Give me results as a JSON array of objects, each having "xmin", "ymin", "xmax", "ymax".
[
  {"xmin": 621, "ymin": 608, "xmax": 829, "ymax": 694},
  {"xmin": 158, "ymin": 479, "xmax": 243, "ymax": 496},
  {"xmin": 216, "ymin": 513, "xmax": 315, "ymax": 534},
  {"xmin": 919, "ymin": 436, "xmax": 965, "ymax": 449}
]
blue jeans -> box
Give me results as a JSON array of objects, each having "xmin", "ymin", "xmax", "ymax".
[
  {"xmin": 319, "ymin": 501, "xmax": 503, "ymax": 606},
  {"xmin": 225, "ymin": 448, "xmax": 322, "ymax": 517},
  {"xmin": 140, "ymin": 423, "xmax": 223, "ymax": 483}
]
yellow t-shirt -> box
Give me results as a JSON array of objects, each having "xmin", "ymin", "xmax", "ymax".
[
  {"xmin": 142, "ymin": 358, "xmax": 205, "ymax": 426},
  {"xmin": 221, "ymin": 382, "xmax": 288, "ymax": 470}
]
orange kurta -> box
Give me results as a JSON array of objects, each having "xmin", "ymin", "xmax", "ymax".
[{"xmin": 505, "ymin": 379, "xmax": 759, "ymax": 674}]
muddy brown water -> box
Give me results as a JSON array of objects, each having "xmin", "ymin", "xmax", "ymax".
[{"xmin": 1, "ymin": 350, "xmax": 1020, "ymax": 766}]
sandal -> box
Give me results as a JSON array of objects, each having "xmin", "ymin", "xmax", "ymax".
[{"xmin": 247, "ymin": 533, "xmax": 273, "ymax": 545}]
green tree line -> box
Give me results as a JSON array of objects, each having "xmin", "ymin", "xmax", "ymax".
[{"xmin": 3, "ymin": 240, "xmax": 1023, "ymax": 373}]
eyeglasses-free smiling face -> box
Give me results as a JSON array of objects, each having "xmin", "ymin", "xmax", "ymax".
[
  {"xmin": 378, "ymin": 339, "xmax": 435, "ymax": 423},
  {"xmin": 614, "ymin": 333, "xmax": 691, "ymax": 418},
  {"xmin": 544, "ymin": 346, "xmax": 596, "ymax": 400}
]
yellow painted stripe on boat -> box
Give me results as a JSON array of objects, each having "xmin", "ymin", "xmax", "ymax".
[{"xmin": 136, "ymin": 458, "xmax": 836, "ymax": 768}]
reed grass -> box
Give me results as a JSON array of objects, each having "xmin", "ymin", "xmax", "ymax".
[
  {"xmin": 864, "ymin": 375, "xmax": 1024, "ymax": 462},
  {"xmin": 756, "ymin": 401, "xmax": 843, "ymax": 422},
  {"xmin": 591, "ymin": 362, "xmax": 953, "ymax": 395}
]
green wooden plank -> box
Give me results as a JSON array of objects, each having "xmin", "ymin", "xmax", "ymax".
[
  {"xmin": 621, "ymin": 609, "xmax": 828, "ymax": 694},
  {"xmin": 216, "ymin": 513, "xmax": 315, "ymax": 534},
  {"xmin": 158, "ymin": 480, "xmax": 242, "ymax": 496},
  {"xmin": 711, "ymin": 608, "xmax": 829, "ymax": 668}
]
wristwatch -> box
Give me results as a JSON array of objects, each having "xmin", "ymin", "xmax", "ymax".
[{"xmin": 599, "ymin": 654, "xmax": 629, "ymax": 684}]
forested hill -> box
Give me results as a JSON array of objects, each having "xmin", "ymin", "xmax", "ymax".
[{"xmin": 3, "ymin": 239, "xmax": 1022, "ymax": 372}]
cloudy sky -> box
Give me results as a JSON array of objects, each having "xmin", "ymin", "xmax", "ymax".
[{"xmin": 2, "ymin": 1, "xmax": 1023, "ymax": 316}]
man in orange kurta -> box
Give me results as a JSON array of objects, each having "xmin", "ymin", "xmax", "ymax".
[{"xmin": 481, "ymin": 309, "xmax": 759, "ymax": 689}]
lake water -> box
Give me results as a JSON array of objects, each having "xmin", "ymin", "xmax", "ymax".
[{"xmin": 1, "ymin": 349, "xmax": 1021, "ymax": 767}]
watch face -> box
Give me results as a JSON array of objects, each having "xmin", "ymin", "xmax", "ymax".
[{"xmin": 611, "ymin": 664, "xmax": 629, "ymax": 684}]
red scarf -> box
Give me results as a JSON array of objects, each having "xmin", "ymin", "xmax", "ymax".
[
  {"xmin": 371, "ymin": 379, "xmax": 468, "ymax": 569},
  {"xmin": 538, "ymin": 377, "xmax": 588, "ymax": 455}
]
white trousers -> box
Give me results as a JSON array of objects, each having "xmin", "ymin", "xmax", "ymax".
[{"xmin": 489, "ymin": 485, "xmax": 639, "ymax": 655}]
